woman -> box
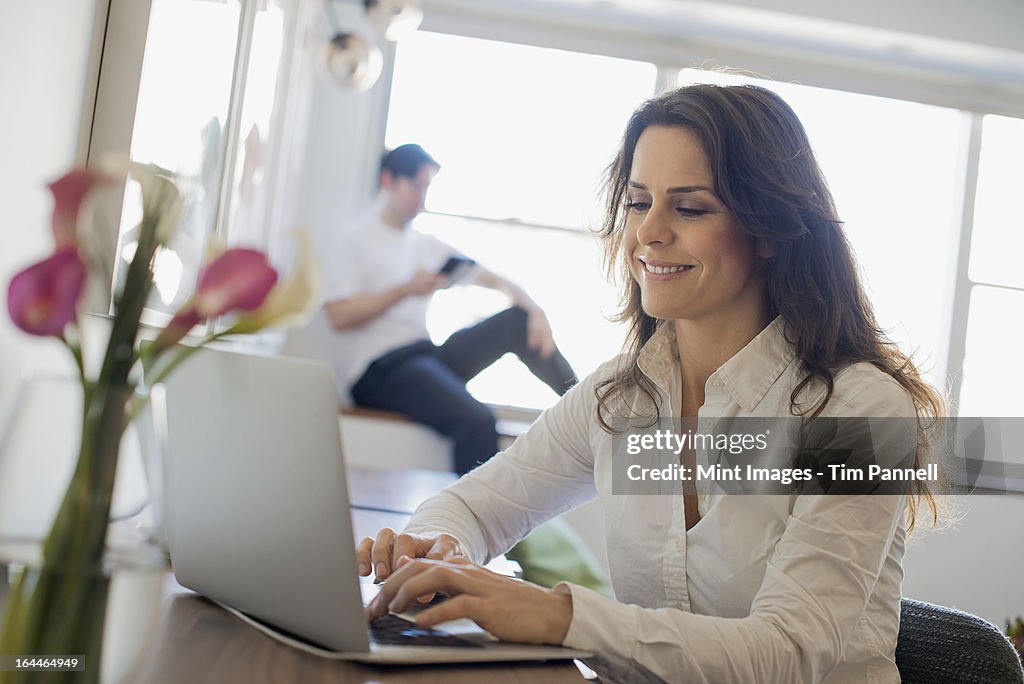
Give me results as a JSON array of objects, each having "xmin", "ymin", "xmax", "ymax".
[{"xmin": 358, "ymin": 84, "xmax": 945, "ymax": 682}]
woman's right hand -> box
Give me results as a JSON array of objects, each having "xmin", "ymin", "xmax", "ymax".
[{"xmin": 356, "ymin": 527, "xmax": 468, "ymax": 582}]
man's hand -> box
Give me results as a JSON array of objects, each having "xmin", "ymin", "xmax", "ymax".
[
  {"xmin": 366, "ymin": 557, "xmax": 574, "ymax": 646},
  {"xmin": 525, "ymin": 307, "xmax": 557, "ymax": 359},
  {"xmin": 403, "ymin": 269, "xmax": 448, "ymax": 297},
  {"xmin": 325, "ymin": 270, "xmax": 446, "ymax": 330}
]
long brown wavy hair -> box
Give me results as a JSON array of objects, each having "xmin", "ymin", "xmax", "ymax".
[{"xmin": 595, "ymin": 83, "xmax": 946, "ymax": 533}]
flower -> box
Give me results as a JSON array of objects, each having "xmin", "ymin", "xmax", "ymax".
[
  {"xmin": 2, "ymin": 160, "xmax": 320, "ymax": 674},
  {"xmin": 134, "ymin": 163, "xmax": 183, "ymax": 246},
  {"xmin": 149, "ymin": 307, "xmax": 202, "ymax": 357},
  {"xmin": 48, "ymin": 168, "xmax": 113, "ymax": 248},
  {"xmin": 194, "ymin": 247, "xmax": 279, "ymax": 318},
  {"xmin": 230, "ymin": 230, "xmax": 323, "ymax": 333},
  {"xmin": 6, "ymin": 247, "xmax": 87, "ymax": 336},
  {"xmin": 149, "ymin": 247, "xmax": 281, "ymax": 354}
]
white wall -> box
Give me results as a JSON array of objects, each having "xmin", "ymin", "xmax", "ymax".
[
  {"xmin": 291, "ymin": 3, "xmax": 396, "ymax": 257},
  {"xmin": 0, "ymin": 1, "xmax": 99, "ymax": 420},
  {"xmin": 903, "ymin": 494, "xmax": 1024, "ymax": 627}
]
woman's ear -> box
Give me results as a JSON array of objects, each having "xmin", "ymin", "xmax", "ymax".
[{"xmin": 757, "ymin": 239, "xmax": 776, "ymax": 259}]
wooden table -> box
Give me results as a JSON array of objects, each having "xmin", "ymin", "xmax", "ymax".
[
  {"xmin": 346, "ymin": 466, "xmax": 459, "ymax": 514},
  {"xmin": 129, "ymin": 467, "xmax": 586, "ymax": 683}
]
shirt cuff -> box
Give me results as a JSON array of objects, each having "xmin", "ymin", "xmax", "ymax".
[{"xmin": 554, "ymin": 581, "xmax": 639, "ymax": 661}]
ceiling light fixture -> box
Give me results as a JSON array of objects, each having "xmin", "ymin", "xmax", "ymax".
[{"xmin": 363, "ymin": 0, "xmax": 423, "ymax": 41}]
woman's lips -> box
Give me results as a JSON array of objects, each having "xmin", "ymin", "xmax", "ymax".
[{"xmin": 638, "ymin": 257, "xmax": 695, "ymax": 279}]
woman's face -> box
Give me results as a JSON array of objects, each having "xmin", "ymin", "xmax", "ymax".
[{"xmin": 623, "ymin": 125, "xmax": 767, "ymax": 326}]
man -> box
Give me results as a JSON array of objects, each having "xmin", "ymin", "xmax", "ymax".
[{"xmin": 323, "ymin": 144, "xmax": 577, "ymax": 474}]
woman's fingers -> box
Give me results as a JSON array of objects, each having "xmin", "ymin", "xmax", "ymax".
[
  {"xmin": 356, "ymin": 536, "xmax": 375, "ymax": 575},
  {"xmin": 366, "ymin": 559, "xmax": 573, "ymax": 645},
  {"xmin": 414, "ymin": 594, "xmax": 482, "ymax": 628},
  {"xmin": 369, "ymin": 527, "xmax": 397, "ymax": 579},
  {"xmin": 357, "ymin": 530, "xmax": 467, "ymax": 583},
  {"xmin": 426, "ymin": 533, "xmax": 463, "ymax": 561},
  {"xmin": 368, "ymin": 560, "xmax": 470, "ymax": 619},
  {"xmin": 391, "ymin": 533, "xmax": 425, "ymax": 570}
]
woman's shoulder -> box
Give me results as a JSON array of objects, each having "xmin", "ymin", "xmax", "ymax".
[
  {"xmin": 819, "ymin": 361, "xmax": 916, "ymax": 418},
  {"xmin": 560, "ymin": 353, "xmax": 649, "ymax": 413},
  {"xmin": 561, "ymin": 353, "xmax": 631, "ymax": 392}
]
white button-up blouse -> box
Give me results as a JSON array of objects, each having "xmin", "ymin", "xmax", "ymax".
[{"xmin": 405, "ymin": 318, "xmax": 917, "ymax": 683}]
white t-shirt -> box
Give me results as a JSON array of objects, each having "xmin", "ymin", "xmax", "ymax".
[{"xmin": 321, "ymin": 213, "xmax": 457, "ymax": 401}]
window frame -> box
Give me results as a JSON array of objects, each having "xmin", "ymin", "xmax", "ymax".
[
  {"xmin": 384, "ymin": 14, "xmax": 1024, "ymax": 486},
  {"xmin": 83, "ymin": 0, "xmax": 304, "ymax": 333}
]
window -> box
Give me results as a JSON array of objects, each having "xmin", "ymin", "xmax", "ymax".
[
  {"xmin": 92, "ymin": 0, "xmax": 298, "ymax": 325},
  {"xmin": 969, "ymin": 115, "xmax": 1024, "ymax": 291},
  {"xmin": 113, "ymin": 0, "xmax": 243, "ymax": 318},
  {"xmin": 958, "ymin": 114, "xmax": 1024, "ymax": 420},
  {"xmin": 676, "ymin": 69, "xmax": 964, "ymax": 388},
  {"xmin": 419, "ymin": 214, "xmax": 625, "ymax": 409},
  {"xmin": 386, "ymin": 31, "xmax": 656, "ymax": 408},
  {"xmin": 384, "ymin": 27, "xmax": 1019, "ymax": 448}
]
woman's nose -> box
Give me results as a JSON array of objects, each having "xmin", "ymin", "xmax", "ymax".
[{"xmin": 635, "ymin": 209, "xmax": 674, "ymax": 246}]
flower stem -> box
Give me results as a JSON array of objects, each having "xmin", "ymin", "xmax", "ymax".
[{"xmin": 0, "ymin": 383, "xmax": 129, "ymax": 684}]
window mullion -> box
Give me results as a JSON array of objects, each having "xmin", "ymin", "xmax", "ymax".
[
  {"xmin": 946, "ymin": 112, "xmax": 984, "ymax": 413},
  {"xmin": 654, "ymin": 65, "xmax": 679, "ymax": 95},
  {"xmin": 207, "ymin": 0, "xmax": 259, "ymax": 335}
]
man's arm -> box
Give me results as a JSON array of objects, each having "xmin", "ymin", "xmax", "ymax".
[
  {"xmin": 473, "ymin": 268, "xmax": 557, "ymax": 359},
  {"xmin": 325, "ymin": 270, "xmax": 446, "ymax": 331}
]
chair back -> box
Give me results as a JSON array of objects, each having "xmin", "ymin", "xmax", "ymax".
[{"xmin": 897, "ymin": 598, "xmax": 1024, "ymax": 683}]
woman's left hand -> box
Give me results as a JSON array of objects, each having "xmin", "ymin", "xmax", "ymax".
[{"xmin": 366, "ymin": 557, "xmax": 573, "ymax": 645}]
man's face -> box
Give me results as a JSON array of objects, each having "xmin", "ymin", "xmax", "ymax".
[{"xmin": 382, "ymin": 165, "xmax": 436, "ymax": 225}]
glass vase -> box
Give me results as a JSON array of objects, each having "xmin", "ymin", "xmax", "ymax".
[{"xmin": 0, "ymin": 375, "xmax": 167, "ymax": 683}]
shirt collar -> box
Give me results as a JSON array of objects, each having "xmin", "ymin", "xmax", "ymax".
[
  {"xmin": 637, "ymin": 316, "xmax": 797, "ymax": 413},
  {"xmin": 714, "ymin": 316, "xmax": 797, "ymax": 411},
  {"xmin": 636, "ymin": 322, "xmax": 679, "ymax": 399}
]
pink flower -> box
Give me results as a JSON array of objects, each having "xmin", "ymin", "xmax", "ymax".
[
  {"xmin": 150, "ymin": 305, "xmax": 201, "ymax": 355},
  {"xmin": 228, "ymin": 230, "xmax": 323, "ymax": 333},
  {"xmin": 7, "ymin": 247, "xmax": 88, "ymax": 336},
  {"xmin": 194, "ymin": 248, "xmax": 278, "ymax": 318},
  {"xmin": 48, "ymin": 168, "xmax": 112, "ymax": 248}
]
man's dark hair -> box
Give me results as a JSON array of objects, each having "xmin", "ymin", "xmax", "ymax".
[{"xmin": 380, "ymin": 144, "xmax": 440, "ymax": 181}]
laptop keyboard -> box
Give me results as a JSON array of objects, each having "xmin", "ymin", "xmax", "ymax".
[{"xmin": 369, "ymin": 614, "xmax": 484, "ymax": 649}]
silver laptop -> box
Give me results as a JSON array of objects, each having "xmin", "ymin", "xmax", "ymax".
[{"xmin": 154, "ymin": 345, "xmax": 589, "ymax": 664}]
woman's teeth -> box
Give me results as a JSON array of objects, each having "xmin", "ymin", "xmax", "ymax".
[{"xmin": 645, "ymin": 263, "xmax": 693, "ymax": 274}]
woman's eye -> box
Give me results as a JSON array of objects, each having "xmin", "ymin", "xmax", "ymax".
[
  {"xmin": 677, "ymin": 206, "xmax": 707, "ymax": 218},
  {"xmin": 625, "ymin": 199, "xmax": 650, "ymax": 212}
]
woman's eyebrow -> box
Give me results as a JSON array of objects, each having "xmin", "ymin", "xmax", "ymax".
[{"xmin": 627, "ymin": 180, "xmax": 713, "ymax": 194}]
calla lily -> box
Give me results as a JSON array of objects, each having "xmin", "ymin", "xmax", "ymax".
[
  {"xmin": 7, "ymin": 247, "xmax": 88, "ymax": 336},
  {"xmin": 148, "ymin": 305, "xmax": 201, "ymax": 357},
  {"xmin": 229, "ymin": 230, "xmax": 324, "ymax": 333},
  {"xmin": 48, "ymin": 168, "xmax": 114, "ymax": 248},
  {"xmin": 93, "ymin": 156, "xmax": 183, "ymax": 247},
  {"xmin": 133, "ymin": 163, "xmax": 182, "ymax": 246},
  {"xmin": 194, "ymin": 248, "xmax": 279, "ymax": 318}
]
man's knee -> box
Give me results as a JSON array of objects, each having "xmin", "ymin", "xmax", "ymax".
[
  {"xmin": 491, "ymin": 306, "xmax": 530, "ymax": 346},
  {"xmin": 455, "ymin": 401, "xmax": 497, "ymax": 438},
  {"xmin": 483, "ymin": 305, "xmax": 526, "ymax": 330}
]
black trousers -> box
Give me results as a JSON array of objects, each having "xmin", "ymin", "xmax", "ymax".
[{"xmin": 350, "ymin": 307, "xmax": 577, "ymax": 474}]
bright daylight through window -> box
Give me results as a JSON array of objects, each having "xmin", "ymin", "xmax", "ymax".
[{"xmin": 387, "ymin": 31, "xmax": 1017, "ymax": 420}]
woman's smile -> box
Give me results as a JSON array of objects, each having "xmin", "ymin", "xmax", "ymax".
[{"xmin": 638, "ymin": 256, "xmax": 696, "ymax": 280}]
